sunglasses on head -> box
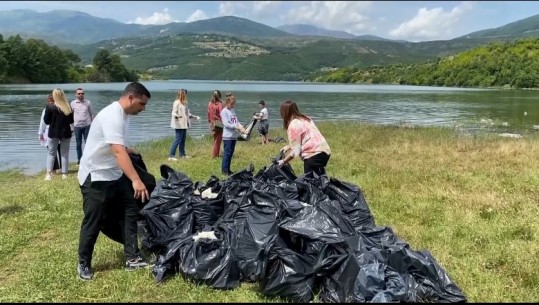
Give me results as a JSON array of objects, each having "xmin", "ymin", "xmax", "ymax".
[{"xmin": 181, "ymin": 89, "xmax": 188, "ymax": 94}]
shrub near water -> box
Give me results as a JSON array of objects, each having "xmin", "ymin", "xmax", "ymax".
[{"xmin": 0, "ymin": 122, "xmax": 538, "ymax": 302}]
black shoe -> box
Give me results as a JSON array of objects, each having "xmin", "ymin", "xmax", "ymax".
[
  {"xmin": 222, "ymin": 170, "xmax": 234, "ymax": 176},
  {"xmin": 125, "ymin": 256, "xmax": 149, "ymax": 271},
  {"xmin": 77, "ymin": 263, "xmax": 93, "ymax": 281}
]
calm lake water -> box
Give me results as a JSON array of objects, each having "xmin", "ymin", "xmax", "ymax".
[{"xmin": 1, "ymin": 80, "xmax": 538, "ymax": 174}]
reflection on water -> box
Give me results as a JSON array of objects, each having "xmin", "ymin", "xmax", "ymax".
[{"xmin": 0, "ymin": 80, "xmax": 537, "ymax": 174}]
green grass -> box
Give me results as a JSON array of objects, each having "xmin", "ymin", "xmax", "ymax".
[{"xmin": 0, "ymin": 122, "xmax": 538, "ymax": 302}]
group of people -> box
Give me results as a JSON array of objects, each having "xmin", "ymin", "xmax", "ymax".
[
  {"xmin": 38, "ymin": 87, "xmax": 93, "ymax": 180},
  {"xmin": 169, "ymin": 89, "xmax": 271, "ymax": 176},
  {"xmin": 37, "ymin": 82, "xmax": 331, "ymax": 281}
]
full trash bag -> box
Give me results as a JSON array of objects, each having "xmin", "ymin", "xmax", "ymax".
[
  {"xmin": 99, "ymin": 153, "xmax": 156, "ymax": 245},
  {"xmin": 138, "ymin": 157, "xmax": 467, "ymax": 303}
]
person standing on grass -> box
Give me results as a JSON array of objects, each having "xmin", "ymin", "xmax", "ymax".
[
  {"xmin": 43, "ymin": 88, "xmax": 74, "ymax": 181},
  {"xmin": 38, "ymin": 94, "xmax": 61, "ymax": 173},
  {"xmin": 71, "ymin": 88, "xmax": 93, "ymax": 167},
  {"xmin": 220, "ymin": 95, "xmax": 247, "ymax": 175},
  {"xmin": 169, "ymin": 88, "xmax": 200, "ymax": 161},
  {"xmin": 207, "ymin": 90, "xmax": 224, "ymax": 159},
  {"xmin": 277, "ymin": 100, "xmax": 331, "ymax": 176},
  {"xmin": 77, "ymin": 82, "xmax": 151, "ymax": 281},
  {"xmin": 253, "ymin": 100, "xmax": 269, "ymax": 145}
]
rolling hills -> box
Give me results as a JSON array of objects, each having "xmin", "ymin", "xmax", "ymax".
[{"xmin": 3, "ymin": 9, "xmax": 539, "ymax": 81}]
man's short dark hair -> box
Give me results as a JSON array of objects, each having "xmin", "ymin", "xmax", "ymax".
[
  {"xmin": 123, "ymin": 82, "xmax": 151, "ymax": 99},
  {"xmin": 259, "ymin": 100, "xmax": 265, "ymax": 106}
]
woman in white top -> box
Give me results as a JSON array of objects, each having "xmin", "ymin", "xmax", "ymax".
[
  {"xmin": 168, "ymin": 89, "xmax": 200, "ymax": 160},
  {"xmin": 38, "ymin": 94, "xmax": 61, "ymax": 173}
]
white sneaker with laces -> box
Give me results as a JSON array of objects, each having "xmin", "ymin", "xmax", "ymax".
[{"xmin": 45, "ymin": 173, "xmax": 52, "ymax": 181}]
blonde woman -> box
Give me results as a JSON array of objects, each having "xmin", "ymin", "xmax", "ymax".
[
  {"xmin": 169, "ymin": 89, "xmax": 200, "ymax": 160},
  {"xmin": 43, "ymin": 88, "xmax": 74, "ymax": 180}
]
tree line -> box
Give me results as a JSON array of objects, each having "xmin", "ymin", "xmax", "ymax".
[
  {"xmin": 0, "ymin": 34, "xmax": 138, "ymax": 83},
  {"xmin": 307, "ymin": 38, "xmax": 539, "ymax": 89}
]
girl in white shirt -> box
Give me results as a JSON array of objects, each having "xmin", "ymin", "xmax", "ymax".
[{"xmin": 168, "ymin": 89, "xmax": 200, "ymax": 160}]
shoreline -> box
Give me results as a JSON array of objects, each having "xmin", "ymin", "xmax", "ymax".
[{"xmin": 2, "ymin": 122, "xmax": 538, "ymax": 177}]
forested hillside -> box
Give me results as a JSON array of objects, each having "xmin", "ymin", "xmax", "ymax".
[
  {"xmin": 308, "ymin": 38, "xmax": 539, "ymax": 89},
  {"xmin": 0, "ymin": 34, "xmax": 138, "ymax": 83}
]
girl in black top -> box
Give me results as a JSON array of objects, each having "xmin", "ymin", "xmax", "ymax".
[{"xmin": 43, "ymin": 88, "xmax": 74, "ymax": 180}]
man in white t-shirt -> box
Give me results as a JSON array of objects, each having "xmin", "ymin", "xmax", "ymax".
[{"xmin": 77, "ymin": 82, "xmax": 151, "ymax": 281}]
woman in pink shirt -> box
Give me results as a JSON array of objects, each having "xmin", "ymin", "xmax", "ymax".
[
  {"xmin": 278, "ymin": 100, "xmax": 331, "ymax": 176},
  {"xmin": 207, "ymin": 90, "xmax": 224, "ymax": 159}
]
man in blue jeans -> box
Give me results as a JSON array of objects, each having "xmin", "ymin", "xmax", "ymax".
[{"xmin": 71, "ymin": 88, "xmax": 94, "ymax": 166}]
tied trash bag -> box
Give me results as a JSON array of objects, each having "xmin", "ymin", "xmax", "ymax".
[
  {"xmin": 237, "ymin": 116, "xmax": 257, "ymax": 141},
  {"xmin": 140, "ymin": 165, "xmax": 194, "ymax": 249},
  {"xmin": 260, "ymin": 235, "xmax": 318, "ymax": 303}
]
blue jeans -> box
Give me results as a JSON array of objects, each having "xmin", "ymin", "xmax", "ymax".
[
  {"xmin": 221, "ymin": 139, "xmax": 237, "ymax": 174},
  {"xmin": 169, "ymin": 129, "xmax": 187, "ymax": 157},
  {"xmin": 74, "ymin": 126, "xmax": 91, "ymax": 163}
]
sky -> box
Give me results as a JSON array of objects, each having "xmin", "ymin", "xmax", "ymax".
[{"xmin": 2, "ymin": 1, "xmax": 539, "ymax": 41}]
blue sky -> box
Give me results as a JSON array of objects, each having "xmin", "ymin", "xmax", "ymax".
[{"xmin": 2, "ymin": 1, "xmax": 539, "ymax": 41}]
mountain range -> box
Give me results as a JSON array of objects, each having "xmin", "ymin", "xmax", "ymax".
[{"xmin": 2, "ymin": 9, "xmax": 539, "ymax": 81}]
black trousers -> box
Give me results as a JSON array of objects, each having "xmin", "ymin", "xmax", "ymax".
[
  {"xmin": 78, "ymin": 174, "xmax": 140, "ymax": 266},
  {"xmin": 304, "ymin": 152, "xmax": 330, "ymax": 176}
]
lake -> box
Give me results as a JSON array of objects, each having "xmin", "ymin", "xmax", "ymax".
[{"xmin": 1, "ymin": 80, "xmax": 538, "ymax": 174}]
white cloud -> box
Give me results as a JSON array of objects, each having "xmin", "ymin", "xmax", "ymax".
[
  {"xmin": 218, "ymin": 1, "xmax": 282, "ymax": 18},
  {"xmin": 389, "ymin": 2, "xmax": 473, "ymax": 40},
  {"xmin": 186, "ymin": 9, "xmax": 208, "ymax": 23},
  {"xmin": 128, "ymin": 8, "xmax": 178, "ymax": 25},
  {"xmin": 281, "ymin": 1, "xmax": 373, "ymax": 34}
]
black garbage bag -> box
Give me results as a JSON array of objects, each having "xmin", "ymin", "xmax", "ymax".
[
  {"xmin": 386, "ymin": 244, "xmax": 467, "ymax": 302},
  {"xmin": 278, "ymin": 199, "xmax": 356, "ymax": 244},
  {"xmin": 99, "ymin": 153, "xmax": 156, "ymax": 245},
  {"xmin": 152, "ymin": 236, "xmax": 192, "ymax": 283},
  {"xmin": 178, "ymin": 224, "xmax": 241, "ymax": 289},
  {"xmin": 259, "ymin": 151, "xmax": 297, "ymax": 183},
  {"xmin": 260, "ymin": 236, "xmax": 317, "ymax": 303},
  {"xmin": 139, "ymin": 165, "xmax": 194, "ymax": 250},
  {"xmin": 237, "ymin": 117, "xmax": 257, "ymax": 141},
  {"xmin": 129, "ymin": 152, "xmax": 157, "ymax": 209},
  {"xmin": 235, "ymin": 189, "xmax": 281, "ymax": 282},
  {"xmin": 323, "ymin": 177, "xmax": 375, "ymax": 229},
  {"xmin": 192, "ymin": 194, "xmax": 225, "ymax": 232},
  {"xmin": 316, "ymin": 241, "xmax": 362, "ymax": 303}
]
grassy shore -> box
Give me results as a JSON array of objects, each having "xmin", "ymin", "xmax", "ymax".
[{"xmin": 0, "ymin": 122, "xmax": 538, "ymax": 302}]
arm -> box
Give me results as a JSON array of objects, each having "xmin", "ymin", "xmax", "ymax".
[
  {"xmin": 88, "ymin": 100, "xmax": 94, "ymax": 121},
  {"xmin": 110, "ymin": 144, "xmax": 149, "ymax": 202},
  {"xmin": 43, "ymin": 105, "xmax": 52, "ymax": 125},
  {"xmin": 281, "ymin": 122, "xmax": 303, "ymax": 165},
  {"xmin": 172, "ymin": 100, "xmax": 180, "ymax": 118},
  {"xmin": 207, "ymin": 102, "xmax": 212, "ymax": 123},
  {"xmin": 38, "ymin": 110, "xmax": 46, "ymax": 136}
]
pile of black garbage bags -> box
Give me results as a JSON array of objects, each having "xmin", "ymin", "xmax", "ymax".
[{"xmin": 130, "ymin": 154, "xmax": 466, "ymax": 303}]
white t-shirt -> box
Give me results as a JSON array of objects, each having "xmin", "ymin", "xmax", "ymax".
[
  {"xmin": 77, "ymin": 101, "xmax": 130, "ymax": 185},
  {"xmin": 260, "ymin": 107, "xmax": 268, "ymax": 120}
]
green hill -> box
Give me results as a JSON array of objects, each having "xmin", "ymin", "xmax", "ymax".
[{"xmin": 307, "ymin": 38, "xmax": 539, "ymax": 89}]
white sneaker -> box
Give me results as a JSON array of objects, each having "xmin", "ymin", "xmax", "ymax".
[
  {"xmin": 168, "ymin": 157, "xmax": 178, "ymax": 161},
  {"xmin": 62, "ymin": 174, "xmax": 68, "ymax": 180},
  {"xmin": 45, "ymin": 173, "xmax": 52, "ymax": 181},
  {"xmin": 181, "ymin": 156, "xmax": 192, "ymax": 159}
]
